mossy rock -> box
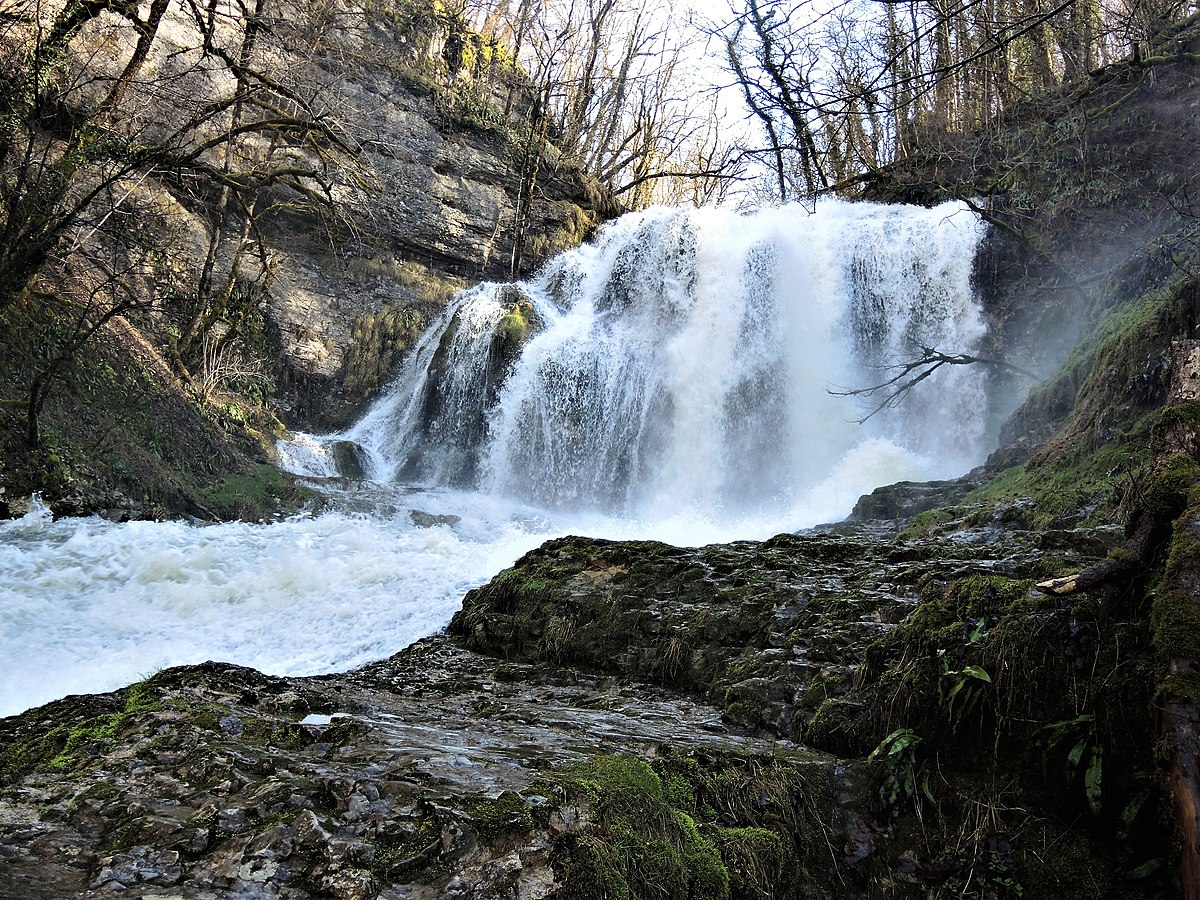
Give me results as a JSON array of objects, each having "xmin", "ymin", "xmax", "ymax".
[
  {"xmin": 546, "ymin": 751, "xmax": 832, "ymax": 900},
  {"xmin": 0, "ymin": 680, "xmax": 163, "ymax": 782},
  {"xmin": 974, "ymin": 278, "xmax": 1200, "ymax": 529},
  {"xmin": 491, "ymin": 288, "xmax": 542, "ymax": 368}
]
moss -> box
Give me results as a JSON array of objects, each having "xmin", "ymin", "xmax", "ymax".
[
  {"xmin": 494, "ymin": 295, "xmax": 539, "ymax": 361},
  {"xmin": 969, "ymin": 279, "xmax": 1200, "ymax": 528},
  {"xmin": 970, "ymin": 438, "xmax": 1150, "ymax": 528},
  {"xmin": 715, "ymin": 827, "xmax": 786, "ymax": 900},
  {"xmin": 876, "ymin": 574, "xmax": 1032, "ymax": 663},
  {"xmin": 800, "ymin": 698, "xmax": 872, "ymax": 756},
  {"xmin": 466, "ymin": 791, "xmax": 534, "ymax": 841},
  {"xmin": 1141, "ymin": 453, "xmax": 1200, "ymax": 520},
  {"xmin": 1151, "ymin": 490, "xmax": 1200, "ymax": 669},
  {"xmin": 343, "ymin": 301, "xmax": 429, "ymax": 403},
  {"xmin": 547, "ymin": 751, "xmax": 828, "ymax": 900},
  {"xmin": 675, "ymin": 811, "xmax": 730, "ymax": 900},
  {"xmin": 1, "ymin": 680, "xmax": 163, "ymax": 780},
  {"xmin": 853, "ymin": 573, "xmax": 1115, "ymax": 759},
  {"xmin": 721, "ymin": 700, "xmax": 766, "ymax": 730},
  {"xmin": 200, "ymin": 463, "xmax": 312, "ymax": 521},
  {"xmin": 899, "ymin": 507, "xmax": 956, "ymax": 538},
  {"xmin": 370, "ymin": 815, "xmax": 446, "ymax": 880},
  {"xmin": 1150, "ymin": 398, "xmax": 1200, "ymax": 445},
  {"xmin": 800, "ymin": 672, "xmax": 845, "ymax": 708},
  {"xmin": 552, "ymin": 834, "xmax": 630, "ymax": 900},
  {"xmin": 661, "ymin": 771, "xmax": 697, "ymax": 812}
]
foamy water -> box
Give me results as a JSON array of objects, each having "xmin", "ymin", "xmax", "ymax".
[
  {"xmin": 0, "ymin": 494, "xmax": 551, "ymax": 717},
  {"xmin": 1, "ymin": 432, "xmax": 934, "ymax": 719}
]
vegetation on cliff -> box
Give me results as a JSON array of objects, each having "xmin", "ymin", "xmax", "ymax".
[{"xmin": 0, "ymin": 0, "xmax": 618, "ymax": 518}]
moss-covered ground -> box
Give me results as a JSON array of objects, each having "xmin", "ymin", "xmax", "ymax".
[
  {"xmin": 544, "ymin": 751, "xmax": 833, "ymax": 900},
  {"xmin": 0, "ymin": 299, "xmax": 317, "ymax": 520}
]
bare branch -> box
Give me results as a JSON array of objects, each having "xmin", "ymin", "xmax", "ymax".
[{"xmin": 830, "ymin": 346, "xmax": 1040, "ymax": 423}]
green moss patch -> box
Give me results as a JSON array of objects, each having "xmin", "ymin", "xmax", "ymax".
[
  {"xmin": 0, "ymin": 680, "xmax": 163, "ymax": 781},
  {"xmin": 972, "ymin": 279, "xmax": 1200, "ymax": 528},
  {"xmin": 547, "ymin": 752, "xmax": 829, "ymax": 900},
  {"xmin": 199, "ymin": 463, "xmax": 310, "ymax": 521},
  {"xmin": 1151, "ymin": 484, "xmax": 1200, "ymax": 698}
]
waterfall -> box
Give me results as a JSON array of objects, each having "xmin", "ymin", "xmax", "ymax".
[
  {"xmin": 2, "ymin": 199, "xmax": 990, "ymax": 717},
  {"xmin": 293, "ymin": 199, "xmax": 988, "ymax": 525}
]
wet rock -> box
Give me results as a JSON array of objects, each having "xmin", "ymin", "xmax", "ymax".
[
  {"xmin": 218, "ymin": 808, "xmax": 249, "ymax": 833},
  {"xmin": 409, "ymin": 510, "xmax": 462, "ymax": 528},
  {"xmin": 849, "ymin": 471, "xmax": 985, "ymax": 523},
  {"xmin": 90, "ymin": 846, "xmax": 183, "ymax": 889},
  {"xmin": 0, "ymin": 629, "xmax": 867, "ymax": 898},
  {"xmin": 330, "ymin": 441, "xmax": 371, "ymax": 480},
  {"xmin": 292, "ymin": 810, "xmax": 329, "ymax": 851}
]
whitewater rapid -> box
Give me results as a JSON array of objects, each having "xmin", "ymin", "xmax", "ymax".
[
  {"xmin": 2, "ymin": 199, "xmax": 991, "ymax": 718},
  {"xmin": 0, "ymin": 493, "xmax": 551, "ymax": 717}
]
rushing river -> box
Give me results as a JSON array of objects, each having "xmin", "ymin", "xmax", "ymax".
[{"xmin": 1, "ymin": 199, "xmax": 990, "ymax": 718}]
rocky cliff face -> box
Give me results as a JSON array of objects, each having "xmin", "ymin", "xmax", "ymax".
[
  {"xmin": 161, "ymin": 0, "xmax": 615, "ymax": 430},
  {"xmin": 0, "ymin": 0, "xmax": 619, "ymax": 520}
]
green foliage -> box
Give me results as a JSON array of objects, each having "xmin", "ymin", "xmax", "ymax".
[
  {"xmin": 938, "ymin": 619, "xmax": 992, "ymax": 728},
  {"xmin": 1043, "ymin": 714, "xmax": 1103, "ymax": 815},
  {"xmin": 868, "ymin": 728, "xmax": 933, "ymax": 815}
]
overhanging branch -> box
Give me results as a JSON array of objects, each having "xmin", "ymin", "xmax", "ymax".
[{"xmin": 830, "ymin": 346, "xmax": 1039, "ymax": 423}]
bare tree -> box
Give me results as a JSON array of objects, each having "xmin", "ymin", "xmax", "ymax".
[
  {"xmin": 0, "ymin": 0, "xmax": 359, "ymax": 444},
  {"xmin": 829, "ymin": 345, "xmax": 1039, "ymax": 424},
  {"xmin": 716, "ymin": 0, "xmax": 1194, "ymax": 199}
]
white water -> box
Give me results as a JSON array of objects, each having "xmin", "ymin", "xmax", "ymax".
[
  {"xmin": 0, "ymin": 493, "xmax": 555, "ymax": 717},
  {"xmin": 331, "ymin": 200, "xmax": 988, "ymax": 517},
  {"xmin": 1, "ymin": 200, "xmax": 989, "ymax": 718}
]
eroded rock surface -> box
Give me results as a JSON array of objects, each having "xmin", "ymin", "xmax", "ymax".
[
  {"xmin": 1, "ymin": 514, "xmax": 1165, "ymax": 898},
  {"xmin": 450, "ymin": 519, "xmax": 1107, "ymax": 749},
  {"xmin": 0, "ymin": 637, "xmax": 859, "ymax": 899}
]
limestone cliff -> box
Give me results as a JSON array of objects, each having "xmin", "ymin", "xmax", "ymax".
[
  {"xmin": 179, "ymin": 0, "xmax": 616, "ymax": 428},
  {"xmin": 0, "ymin": 0, "xmax": 617, "ymax": 518}
]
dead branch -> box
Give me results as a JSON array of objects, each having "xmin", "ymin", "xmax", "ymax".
[{"xmin": 829, "ymin": 346, "xmax": 1039, "ymax": 423}]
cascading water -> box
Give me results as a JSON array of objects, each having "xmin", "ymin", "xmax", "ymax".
[
  {"xmin": 3, "ymin": 199, "xmax": 991, "ymax": 718},
  {"xmin": 305, "ymin": 199, "xmax": 988, "ymax": 526}
]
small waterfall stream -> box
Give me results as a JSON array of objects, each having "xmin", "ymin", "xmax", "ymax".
[{"xmin": 3, "ymin": 199, "xmax": 991, "ymax": 718}]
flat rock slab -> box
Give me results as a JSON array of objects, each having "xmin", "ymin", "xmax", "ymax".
[{"xmin": 0, "ymin": 636, "xmax": 854, "ymax": 899}]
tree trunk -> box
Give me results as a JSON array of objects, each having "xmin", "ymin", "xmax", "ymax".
[{"xmin": 1158, "ymin": 496, "xmax": 1200, "ymax": 899}]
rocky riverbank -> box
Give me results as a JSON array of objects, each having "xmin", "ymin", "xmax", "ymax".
[{"xmin": 0, "ymin": 505, "xmax": 1169, "ymax": 898}]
